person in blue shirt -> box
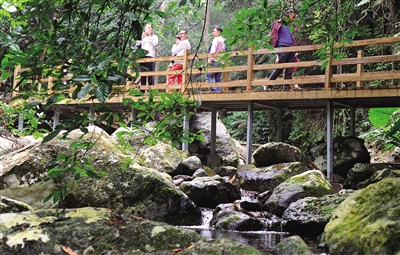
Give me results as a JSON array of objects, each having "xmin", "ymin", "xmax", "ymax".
[{"xmin": 264, "ymin": 9, "xmax": 297, "ymax": 91}]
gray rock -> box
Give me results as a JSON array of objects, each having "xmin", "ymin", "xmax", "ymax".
[
  {"xmin": 192, "ymin": 168, "xmax": 208, "ymax": 178},
  {"xmin": 0, "ymin": 207, "xmax": 262, "ymax": 255},
  {"xmin": 282, "ymin": 190, "xmax": 356, "ymax": 235},
  {"xmin": 180, "ymin": 175, "xmax": 240, "ymax": 208},
  {"xmin": 310, "ymin": 137, "xmax": 371, "ymax": 177},
  {"xmin": 253, "ymin": 142, "xmax": 306, "ymax": 167},
  {"xmin": 140, "ymin": 143, "xmax": 186, "ymax": 176},
  {"xmin": 181, "ymin": 156, "xmax": 203, "ymax": 175},
  {"xmin": 344, "ymin": 162, "xmax": 400, "ymax": 189},
  {"xmin": 271, "ymin": 235, "xmax": 314, "ymax": 255},
  {"xmin": 189, "ymin": 112, "xmax": 240, "ymax": 167},
  {"xmin": 210, "ymin": 203, "xmax": 267, "ymax": 231},
  {"xmin": 235, "ymin": 162, "xmax": 308, "ymax": 192},
  {"xmin": 266, "ymin": 170, "xmax": 333, "ymax": 217},
  {"xmin": 214, "ymin": 165, "xmax": 237, "ymax": 178}
]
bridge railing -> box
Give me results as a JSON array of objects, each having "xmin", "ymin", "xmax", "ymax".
[
  {"xmin": 130, "ymin": 37, "xmax": 400, "ymax": 93},
  {"xmin": 13, "ymin": 37, "xmax": 400, "ymax": 97}
]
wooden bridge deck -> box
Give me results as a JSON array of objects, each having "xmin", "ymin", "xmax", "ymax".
[{"xmin": 13, "ymin": 37, "xmax": 400, "ymax": 114}]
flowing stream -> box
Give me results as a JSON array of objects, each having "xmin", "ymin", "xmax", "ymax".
[{"xmin": 181, "ymin": 190, "xmax": 329, "ymax": 254}]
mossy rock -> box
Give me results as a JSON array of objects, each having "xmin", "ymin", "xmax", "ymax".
[
  {"xmin": 0, "ymin": 207, "xmax": 262, "ymax": 255},
  {"xmin": 324, "ymin": 178, "xmax": 400, "ymax": 254}
]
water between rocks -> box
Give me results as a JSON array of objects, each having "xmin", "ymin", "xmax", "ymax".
[{"xmin": 182, "ymin": 207, "xmax": 328, "ymax": 255}]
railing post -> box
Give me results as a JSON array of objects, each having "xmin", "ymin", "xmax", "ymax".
[
  {"xmin": 222, "ymin": 68, "xmax": 229, "ymax": 92},
  {"xmin": 324, "ymin": 59, "xmax": 333, "ymax": 89},
  {"xmin": 126, "ymin": 65, "xmax": 134, "ymax": 90},
  {"xmin": 181, "ymin": 49, "xmax": 190, "ymax": 92},
  {"xmin": 13, "ymin": 65, "xmax": 21, "ymax": 98},
  {"xmin": 356, "ymin": 50, "xmax": 364, "ymax": 88},
  {"xmin": 48, "ymin": 76, "xmax": 53, "ymax": 94},
  {"xmin": 246, "ymin": 47, "xmax": 255, "ymax": 91}
]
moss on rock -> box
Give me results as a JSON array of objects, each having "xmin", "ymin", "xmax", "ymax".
[{"xmin": 324, "ymin": 178, "xmax": 400, "ymax": 254}]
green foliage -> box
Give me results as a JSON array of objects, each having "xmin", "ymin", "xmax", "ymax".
[
  {"xmin": 0, "ymin": 99, "xmax": 48, "ymax": 138},
  {"xmin": 43, "ymin": 137, "xmax": 106, "ymax": 203},
  {"xmin": 367, "ymin": 108, "xmax": 400, "ymax": 148},
  {"xmin": 221, "ymin": 111, "xmax": 276, "ymax": 144},
  {"xmin": 368, "ymin": 108, "xmax": 398, "ymax": 127},
  {"xmin": 0, "ymin": 0, "xmax": 206, "ymax": 204},
  {"xmin": 122, "ymin": 89, "xmax": 203, "ymax": 148}
]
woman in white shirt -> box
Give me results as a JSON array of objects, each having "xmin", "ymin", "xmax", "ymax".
[{"xmin": 139, "ymin": 24, "xmax": 159, "ymax": 86}]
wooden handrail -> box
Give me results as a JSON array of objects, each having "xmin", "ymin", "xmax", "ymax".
[{"xmin": 12, "ymin": 37, "xmax": 400, "ymax": 95}]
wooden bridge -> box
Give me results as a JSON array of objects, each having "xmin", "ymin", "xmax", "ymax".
[
  {"xmin": 132, "ymin": 36, "xmax": 400, "ymax": 112},
  {"xmin": 12, "ymin": 36, "xmax": 400, "ymax": 182}
]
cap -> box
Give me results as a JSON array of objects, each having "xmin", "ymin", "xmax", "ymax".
[{"xmin": 175, "ymin": 34, "xmax": 181, "ymax": 39}]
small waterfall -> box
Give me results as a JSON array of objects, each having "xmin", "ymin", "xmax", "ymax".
[{"xmin": 200, "ymin": 207, "xmax": 213, "ymax": 228}]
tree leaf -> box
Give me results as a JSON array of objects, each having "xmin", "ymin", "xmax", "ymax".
[{"xmin": 368, "ymin": 108, "xmax": 398, "ymax": 128}]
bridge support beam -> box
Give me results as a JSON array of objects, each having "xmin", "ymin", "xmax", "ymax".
[
  {"xmin": 207, "ymin": 108, "xmax": 221, "ymax": 168},
  {"xmin": 327, "ymin": 100, "xmax": 334, "ymax": 183},
  {"xmin": 182, "ymin": 108, "xmax": 189, "ymax": 151},
  {"xmin": 53, "ymin": 107, "xmax": 60, "ymax": 131},
  {"xmin": 246, "ymin": 101, "xmax": 254, "ymax": 164},
  {"xmin": 277, "ymin": 109, "xmax": 283, "ymax": 142}
]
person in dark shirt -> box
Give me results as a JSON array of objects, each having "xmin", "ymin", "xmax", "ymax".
[{"xmin": 264, "ymin": 9, "xmax": 297, "ymax": 91}]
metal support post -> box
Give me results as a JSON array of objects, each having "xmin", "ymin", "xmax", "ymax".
[
  {"xmin": 327, "ymin": 100, "xmax": 334, "ymax": 183},
  {"xmin": 211, "ymin": 109, "xmax": 217, "ymax": 156},
  {"xmin": 350, "ymin": 107, "xmax": 355, "ymax": 137},
  {"xmin": 53, "ymin": 108, "xmax": 60, "ymax": 131},
  {"xmin": 182, "ymin": 108, "xmax": 189, "ymax": 151},
  {"xmin": 277, "ymin": 109, "xmax": 283, "ymax": 142},
  {"xmin": 89, "ymin": 105, "xmax": 95, "ymax": 126},
  {"xmin": 246, "ymin": 101, "xmax": 254, "ymax": 164}
]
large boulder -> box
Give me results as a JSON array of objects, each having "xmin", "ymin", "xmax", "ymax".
[
  {"xmin": 0, "ymin": 126, "xmax": 128, "ymax": 189},
  {"xmin": 0, "ymin": 126, "xmax": 201, "ymax": 226},
  {"xmin": 0, "ymin": 207, "xmax": 263, "ymax": 255},
  {"xmin": 309, "ymin": 137, "xmax": 371, "ymax": 178},
  {"xmin": 281, "ymin": 190, "xmax": 355, "ymax": 235},
  {"xmin": 179, "ymin": 175, "xmax": 241, "ymax": 208},
  {"xmin": 111, "ymin": 127, "xmax": 151, "ymax": 155},
  {"xmin": 235, "ymin": 162, "xmax": 308, "ymax": 192},
  {"xmin": 64, "ymin": 165, "xmax": 202, "ymax": 226},
  {"xmin": 344, "ymin": 162, "xmax": 400, "ymax": 189},
  {"xmin": 189, "ymin": 112, "xmax": 240, "ymax": 167},
  {"xmin": 0, "ymin": 135, "xmax": 38, "ymax": 157},
  {"xmin": 253, "ymin": 142, "xmax": 306, "ymax": 167},
  {"xmin": 266, "ymin": 170, "xmax": 333, "ymax": 217},
  {"xmin": 324, "ymin": 178, "xmax": 400, "ymax": 254},
  {"xmin": 139, "ymin": 142, "xmax": 186, "ymax": 176}
]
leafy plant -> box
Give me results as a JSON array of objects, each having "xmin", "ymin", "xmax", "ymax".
[
  {"xmin": 43, "ymin": 137, "xmax": 106, "ymax": 204},
  {"xmin": 367, "ymin": 108, "xmax": 400, "ymax": 149}
]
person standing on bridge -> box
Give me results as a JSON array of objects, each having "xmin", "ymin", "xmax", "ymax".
[
  {"xmin": 169, "ymin": 29, "xmax": 191, "ymax": 92},
  {"xmin": 264, "ymin": 8, "xmax": 297, "ymax": 91},
  {"xmin": 206, "ymin": 26, "xmax": 226, "ymax": 92},
  {"xmin": 139, "ymin": 23, "xmax": 159, "ymax": 88},
  {"xmin": 167, "ymin": 34, "xmax": 182, "ymax": 92}
]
